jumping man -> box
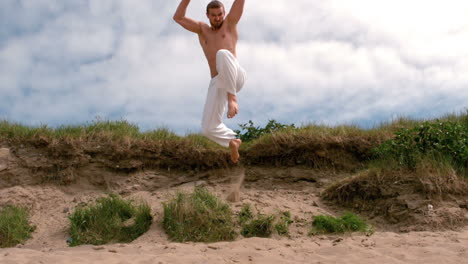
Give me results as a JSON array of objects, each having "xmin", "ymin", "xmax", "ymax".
[{"xmin": 173, "ymin": 0, "xmax": 246, "ymax": 163}]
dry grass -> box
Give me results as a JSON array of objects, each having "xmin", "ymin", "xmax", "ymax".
[
  {"xmin": 322, "ymin": 160, "xmax": 467, "ymax": 204},
  {"xmin": 241, "ymin": 125, "xmax": 386, "ymax": 170},
  {"xmin": 321, "ymin": 159, "xmax": 468, "ymax": 230}
]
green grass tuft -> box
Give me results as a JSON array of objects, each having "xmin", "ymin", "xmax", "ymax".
[
  {"xmin": 240, "ymin": 214, "xmax": 275, "ymax": 238},
  {"xmin": 162, "ymin": 187, "xmax": 237, "ymax": 242},
  {"xmin": 238, "ymin": 205, "xmax": 294, "ymax": 238},
  {"xmin": 274, "ymin": 211, "xmax": 293, "ymax": 236},
  {"xmin": 0, "ymin": 206, "xmax": 35, "ymax": 248},
  {"xmin": 238, "ymin": 204, "xmax": 254, "ymax": 224},
  {"xmin": 239, "ymin": 205, "xmax": 294, "ymax": 238},
  {"xmin": 68, "ymin": 194, "xmax": 152, "ymax": 246},
  {"xmin": 310, "ymin": 212, "xmax": 369, "ymax": 235}
]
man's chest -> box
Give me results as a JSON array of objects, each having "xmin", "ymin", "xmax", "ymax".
[{"xmin": 201, "ymin": 29, "xmax": 233, "ymax": 44}]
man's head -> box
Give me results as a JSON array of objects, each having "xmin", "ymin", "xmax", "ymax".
[{"xmin": 206, "ymin": 1, "xmax": 225, "ymax": 30}]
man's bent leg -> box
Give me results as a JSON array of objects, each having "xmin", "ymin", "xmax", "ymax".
[
  {"xmin": 201, "ymin": 80, "xmax": 242, "ymax": 162},
  {"xmin": 216, "ymin": 50, "xmax": 246, "ymax": 119},
  {"xmin": 216, "ymin": 50, "xmax": 239, "ymax": 95},
  {"xmin": 200, "ymin": 50, "xmax": 246, "ymax": 162},
  {"xmin": 201, "ymin": 77, "xmax": 237, "ymax": 148}
]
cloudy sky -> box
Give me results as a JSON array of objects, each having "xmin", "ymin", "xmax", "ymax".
[{"xmin": 1, "ymin": 0, "xmax": 467, "ymax": 134}]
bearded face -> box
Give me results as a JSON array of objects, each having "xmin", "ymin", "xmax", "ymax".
[{"xmin": 207, "ymin": 7, "xmax": 225, "ymax": 30}]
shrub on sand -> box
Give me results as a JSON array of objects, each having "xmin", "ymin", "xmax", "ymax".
[
  {"xmin": 241, "ymin": 214, "xmax": 275, "ymax": 238},
  {"xmin": 238, "ymin": 203, "xmax": 254, "ymax": 224},
  {"xmin": 274, "ymin": 211, "xmax": 293, "ymax": 236},
  {"xmin": 68, "ymin": 194, "xmax": 152, "ymax": 246},
  {"xmin": 0, "ymin": 205, "xmax": 35, "ymax": 248},
  {"xmin": 310, "ymin": 212, "xmax": 369, "ymax": 235},
  {"xmin": 162, "ymin": 187, "xmax": 237, "ymax": 242},
  {"xmin": 239, "ymin": 205, "xmax": 292, "ymax": 238}
]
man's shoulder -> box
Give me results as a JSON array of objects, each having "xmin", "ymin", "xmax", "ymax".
[{"xmin": 199, "ymin": 22, "xmax": 211, "ymax": 31}]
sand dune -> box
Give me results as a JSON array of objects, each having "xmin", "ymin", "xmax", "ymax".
[{"xmin": 1, "ymin": 168, "xmax": 467, "ymax": 264}]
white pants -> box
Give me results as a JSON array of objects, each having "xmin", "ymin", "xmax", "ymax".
[{"xmin": 201, "ymin": 49, "xmax": 246, "ymax": 147}]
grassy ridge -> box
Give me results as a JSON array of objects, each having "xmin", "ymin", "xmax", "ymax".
[
  {"xmin": 1, "ymin": 112, "xmax": 465, "ymax": 146},
  {"xmin": 0, "ymin": 119, "xmax": 217, "ymax": 148},
  {"xmin": 0, "ymin": 119, "xmax": 230, "ymax": 174},
  {"xmin": 0, "ymin": 111, "xmax": 466, "ymax": 173}
]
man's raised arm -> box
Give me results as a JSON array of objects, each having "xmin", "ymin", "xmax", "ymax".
[
  {"xmin": 173, "ymin": 0, "xmax": 202, "ymax": 34},
  {"xmin": 226, "ymin": 0, "xmax": 245, "ymax": 25}
]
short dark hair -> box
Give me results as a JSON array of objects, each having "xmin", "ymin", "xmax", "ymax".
[{"xmin": 206, "ymin": 1, "xmax": 224, "ymax": 13}]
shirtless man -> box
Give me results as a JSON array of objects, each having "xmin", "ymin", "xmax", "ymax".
[{"xmin": 173, "ymin": 0, "xmax": 246, "ymax": 163}]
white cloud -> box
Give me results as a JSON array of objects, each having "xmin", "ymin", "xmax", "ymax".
[{"xmin": 0, "ymin": 0, "xmax": 467, "ymax": 134}]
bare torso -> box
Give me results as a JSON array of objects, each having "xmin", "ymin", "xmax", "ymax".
[{"xmin": 198, "ymin": 21, "xmax": 238, "ymax": 78}]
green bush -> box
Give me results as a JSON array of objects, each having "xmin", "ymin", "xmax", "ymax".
[
  {"xmin": 162, "ymin": 187, "xmax": 237, "ymax": 242},
  {"xmin": 68, "ymin": 194, "xmax": 152, "ymax": 246},
  {"xmin": 234, "ymin": 119, "xmax": 295, "ymax": 142},
  {"xmin": 310, "ymin": 212, "xmax": 369, "ymax": 235},
  {"xmin": 374, "ymin": 120, "xmax": 467, "ymax": 172},
  {"xmin": 0, "ymin": 206, "xmax": 35, "ymax": 248}
]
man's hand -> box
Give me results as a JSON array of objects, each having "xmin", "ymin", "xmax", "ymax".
[{"xmin": 173, "ymin": 0, "xmax": 202, "ymax": 34}]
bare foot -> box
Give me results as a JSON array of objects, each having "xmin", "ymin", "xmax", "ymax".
[
  {"xmin": 227, "ymin": 93, "xmax": 238, "ymax": 119},
  {"xmin": 229, "ymin": 139, "xmax": 241, "ymax": 163}
]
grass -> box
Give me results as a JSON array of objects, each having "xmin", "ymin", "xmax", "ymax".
[
  {"xmin": 162, "ymin": 187, "xmax": 237, "ymax": 242},
  {"xmin": 0, "ymin": 206, "xmax": 35, "ymax": 248},
  {"xmin": 238, "ymin": 203, "xmax": 254, "ymax": 224},
  {"xmin": 0, "ymin": 119, "xmax": 180, "ymax": 141},
  {"xmin": 240, "ymin": 214, "xmax": 275, "ymax": 238},
  {"xmin": 185, "ymin": 133, "xmax": 223, "ymax": 149},
  {"xmin": 0, "ymin": 118, "xmax": 229, "ymax": 173},
  {"xmin": 238, "ymin": 204, "xmax": 293, "ymax": 237},
  {"xmin": 0, "ymin": 119, "xmax": 222, "ymax": 149},
  {"xmin": 68, "ymin": 194, "xmax": 152, "ymax": 246},
  {"xmin": 310, "ymin": 212, "xmax": 370, "ymax": 235},
  {"xmin": 274, "ymin": 211, "xmax": 293, "ymax": 236},
  {"xmin": 243, "ymin": 110, "xmax": 467, "ymax": 149},
  {"xmin": 373, "ymin": 117, "xmax": 467, "ymax": 176},
  {"xmin": 1, "ymin": 110, "xmax": 464, "ymax": 146}
]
